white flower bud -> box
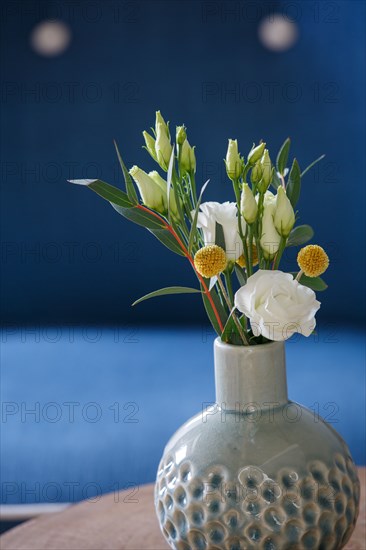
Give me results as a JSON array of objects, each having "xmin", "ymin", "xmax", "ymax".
[
  {"xmin": 247, "ymin": 142, "xmax": 266, "ymax": 165},
  {"xmin": 149, "ymin": 170, "xmax": 178, "ymax": 217},
  {"xmin": 176, "ymin": 126, "xmax": 187, "ymax": 146},
  {"xmin": 155, "ymin": 122, "xmax": 173, "ymax": 171},
  {"xmin": 129, "ymin": 166, "xmax": 165, "ymax": 213},
  {"xmin": 155, "ymin": 111, "xmax": 169, "ymax": 137},
  {"xmin": 240, "ymin": 183, "xmax": 258, "ymax": 224},
  {"xmin": 142, "ymin": 131, "xmax": 157, "ymax": 161},
  {"xmin": 260, "ymin": 191, "xmax": 281, "ymax": 259},
  {"xmin": 257, "ymin": 149, "xmax": 272, "ymax": 193},
  {"xmin": 225, "ymin": 139, "xmax": 242, "ymax": 181},
  {"xmin": 180, "ymin": 139, "xmax": 196, "ymax": 174},
  {"xmin": 274, "ymin": 186, "xmax": 295, "ymax": 237}
]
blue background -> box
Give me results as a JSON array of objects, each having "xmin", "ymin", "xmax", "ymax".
[
  {"xmin": 1, "ymin": 0, "xmax": 365, "ymax": 324},
  {"xmin": 1, "ymin": 0, "xmax": 365, "ymax": 511}
]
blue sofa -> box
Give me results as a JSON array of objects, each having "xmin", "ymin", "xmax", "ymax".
[{"xmin": 1, "ymin": 326, "xmax": 364, "ymax": 506}]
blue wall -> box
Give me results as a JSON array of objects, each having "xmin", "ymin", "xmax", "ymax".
[{"xmin": 1, "ymin": 0, "xmax": 365, "ymax": 325}]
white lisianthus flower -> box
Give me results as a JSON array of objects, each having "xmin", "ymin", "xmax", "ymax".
[
  {"xmin": 196, "ymin": 201, "xmax": 244, "ymax": 261},
  {"xmin": 260, "ymin": 191, "xmax": 281, "ymax": 259},
  {"xmin": 234, "ymin": 270, "xmax": 321, "ymax": 341},
  {"xmin": 129, "ymin": 166, "xmax": 165, "ymax": 213}
]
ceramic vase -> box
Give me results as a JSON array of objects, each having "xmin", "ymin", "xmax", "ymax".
[{"xmin": 155, "ymin": 339, "xmax": 360, "ymax": 550}]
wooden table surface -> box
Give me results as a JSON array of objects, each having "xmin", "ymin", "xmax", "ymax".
[{"xmin": 1, "ymin": 468, "xmax": 365, "ymax": 550}]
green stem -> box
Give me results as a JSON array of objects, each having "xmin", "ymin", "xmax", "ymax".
[
  {"xmin": 272, "ymin": 236, "xmax": 287, "ymax": 270},
  {"xmin": 217, "ymin": 276, "xmax": 248, "ymax": 346},
  {"xmin": 248, "ymin": 226, "xmax": 253, "ymax": 276}
]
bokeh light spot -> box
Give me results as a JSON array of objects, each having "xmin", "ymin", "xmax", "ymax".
[
  {"xmin": 30, "ymin": 20, "xmax": 71, "ymax": 57},
  {"xmin": 258, "ymin": 14, "xmax": 299, "ymax": 52}
]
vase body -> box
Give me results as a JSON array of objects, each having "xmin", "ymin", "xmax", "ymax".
[{"xmin": 155, "ymin": 339, "xmax": 360, "ymax": 550}]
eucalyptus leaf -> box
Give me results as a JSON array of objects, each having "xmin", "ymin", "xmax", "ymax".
[
  {"xmin": 113, "ymin": 140, "xmax": 138, "ymax": 204},
  {"xmin": 68, "ymin": 179, "xmax": 132, "ymax": 208},
  {"xmin": 286, "ymin": 159, "xmax": 301, "ymax": 207},
  {"xmin": 201, "ymin": 283, "xmax": 228, "ymax": 336},
  {"xmin": 221, "ymin": 315, "xmax": 239, "ymax": 345},
  {"xmin": 301, "ymin": 154, "xmax": 325, "ymax": 178},
  {"xmin": 287, "ymin": 225, "xmax": 314, "ymax": 247},
  {"xmin": 132, "ymin": 286, "xmax": 201, "ymax": 306},
  {"xmin": 234, "ymin": 264, "xmax": 247, "ymax": 286},
  {"xmin": 111, "ymin": 203, "xmax": 166, "ymax": 229},
  {"xmin": 215, "ymin": 222, "xmax": 226, "ymax": 250},
  {"xmin": 276, "ymin": 137, "xmax": 291, "ymax": 175},
  {"xmin": 291, "ymin": 273, "xmax": 328, "ymax": 291},
  {"xmin": 271, "ymin": 169, "xmax": 282, "ymax": 190},
  {"xmin": 149, "ymin": 228, "xmax": 185, "ymax": 256}
]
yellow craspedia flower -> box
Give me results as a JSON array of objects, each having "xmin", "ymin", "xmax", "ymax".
[
  {"xmin": 297, "ymin": 245, "xmax": 329, "ymax": 277},
  {"xmin": 194, "ymin": 245, "xmax": 227, "ymax": 278},
  {"xmin": 236, "ymin": 244, "xmax": 259, "ymax": 269}
]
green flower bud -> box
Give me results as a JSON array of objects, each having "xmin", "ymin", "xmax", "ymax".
[
  {"xmin": 142, "ymin": 131, "xmax": 157, "ymax": 161},
  {"xmin": 257, "ymin": 149, "xmax": 272, "ymax": 193},
  {"xmin": 251, "ymin": 161, "xmax": 262, "ymax": 185},
  {"xmin": 240, "ymin": 183, "xmax": 258, "ymax": 224},
  {"xmin": 155, "ymin": 110, "xmax": 169, "ymax": 138},
  {"xmin": 155, "ymin": 122, "xmax": 173, "ymax": 171},
  {"xmin": 225, "ymin": 139, "xmax": 242, "ymax": 181},
  {"xmin": 149, "ymin": 170, "xmax": 178, "ymax": 217},
  {"xmin": 247, "ymin": 142, "xmax": 266, "ymax": 165},
  {"xmin": 129, "ymin": 166, "xmax": 165, "ymax": 213},
  {"xmin": 176, "ymin": 125, "xmax": 187, "ymax": 146},
  {"xmin": 180, "ymin": 139, "xmax": 196, "ymax": 174},
  {"xmin": 274, "ymin": 186, "xmax": 295, "ymax": 237}
]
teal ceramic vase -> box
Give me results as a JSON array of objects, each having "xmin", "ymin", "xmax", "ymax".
[{"xmin": 155, "ymin": 339, "xmax": 360, "ymax": 550}]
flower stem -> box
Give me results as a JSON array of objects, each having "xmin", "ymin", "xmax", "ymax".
[
  {"xmin": 296, "ymin": 269, "xmax": 304, "ymax": 282},
  {"xmin": 272, "ymin": 236, "xmax": 287, "ymax": 270},
  {"xmin": 217, "ymin": 276, "xmax": 248, "ymax": 345}
]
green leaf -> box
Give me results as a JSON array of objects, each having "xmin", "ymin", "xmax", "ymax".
[
  {"xmin": 149, "ymin": 228, "xmax": 185, "ymax": 256},
  {"xmin": 111, "ymin": 203, "xmax": 166, "ymax": 229},
  {"xmin": 301, "ymin": 154, "xmax": 325, "ymax": 178},
  {"xmin": 291, "ymin": 273, "xmax": 328, "ymax": 291},
  {"xmin": 287, "ymin": 225, "xmax": 314, "ymax": 247},
  {"xmin": 234, "ymin": 264, "xmax": 247, "ymax": 286},
  {"xmin": 188, "ymin": 179, "xmax": 209, "ymax": 255},
  {"xmin": 215, "ymin": 222, "xmax": 226, "ymax": 250},
  {"xmin": 132, "ymin": 286, "xmax": 201, "ymax": 306},
  {"xmin": 271, "ymin": 168, "xmax": 282, "ymax": 190},
  {"xmin": 69, "ymin": 179, "xmax": 132, "ymax": 208},
  {"xmin": 113, "ymin": 140, "xmax": 138, "ymax": 204},
  {"xmin": 286, "ymin": 159, "xmax": 301, "ymax": 207},
  {"xmin": 276, "ymin": 137, "xmax": 291, "ymax": 175},
  {"xmin": 200, "ymin": 283, "xmax": 228, "ymax": 336}
]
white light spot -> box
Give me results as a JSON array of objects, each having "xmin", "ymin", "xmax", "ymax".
[
  {"xmin": 258, "ymin": 14, "xmax": 299, "ymax": 52},
  {"xmin": 30, "ymin": 20, "xmax": 71, "ymax": 57}
]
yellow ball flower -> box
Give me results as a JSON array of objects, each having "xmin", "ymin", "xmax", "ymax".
[
  {"xmin": 194, "ymin": 245, "xmax": 227, "ymax": 278},
  {"xmin": 297, "ymin": 245, "xmax": 329, "ymax": 278}
]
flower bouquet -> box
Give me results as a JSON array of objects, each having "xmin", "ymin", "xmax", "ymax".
[
  {"xmin": 70, "ymin": 110, "xmax": 329, "ymax": 345},
  {"xmin": 70, "ymin": 112, "xmax": 359, "ymax": 550}
]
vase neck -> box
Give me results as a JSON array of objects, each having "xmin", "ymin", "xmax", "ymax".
[{"xmin": 214, "ymin": 339, "xmax": 288, "ymax": 412}]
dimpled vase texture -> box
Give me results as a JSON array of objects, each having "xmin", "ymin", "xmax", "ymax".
[{"xmin": 154, "ymin": 339, "xmax": 360, "ymax": 550}]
